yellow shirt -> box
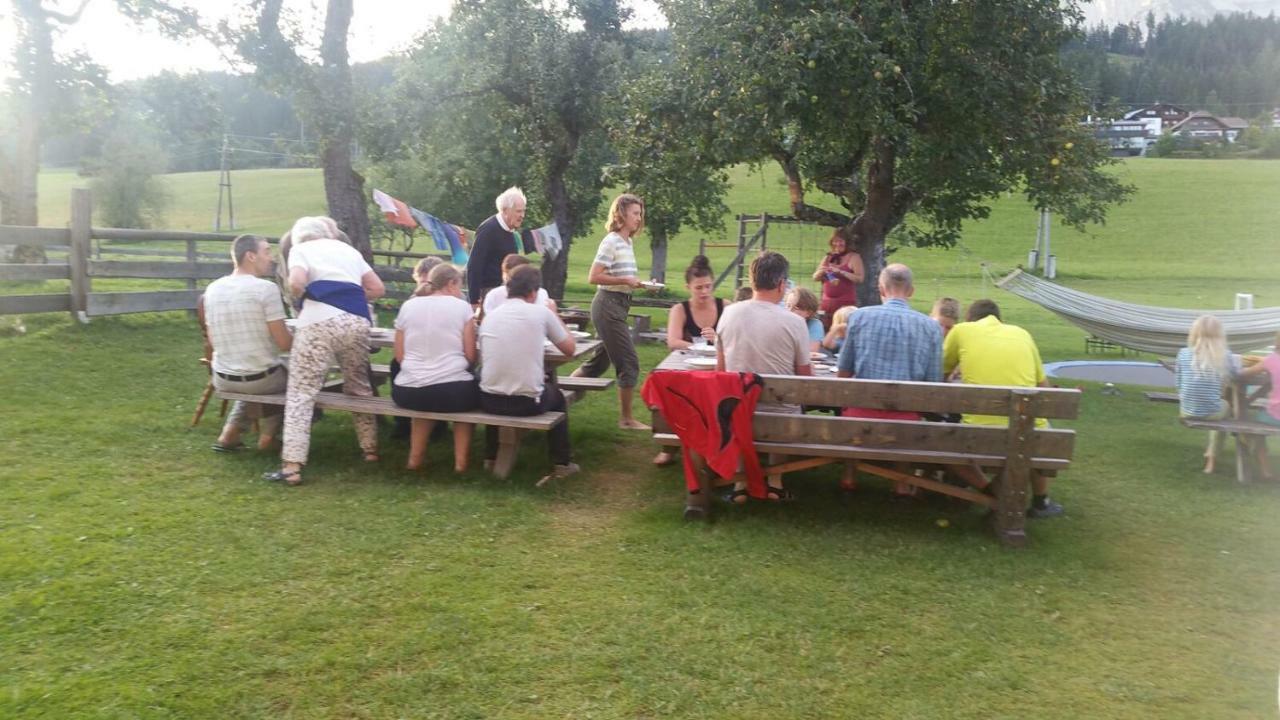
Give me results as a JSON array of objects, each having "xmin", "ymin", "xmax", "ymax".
[{"xmin": 942, "ymin": 315, "xmax": 1047, "ymax": 426}]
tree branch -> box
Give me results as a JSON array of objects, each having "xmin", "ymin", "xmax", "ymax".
[{"xmin": 44, "ymin": 0, "xmax": 91, "ymax": 25}]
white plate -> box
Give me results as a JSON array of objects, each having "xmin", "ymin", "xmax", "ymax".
[
  {"xmin": 639, "ymin": 280, "xmax": 666, "ymax": 291},
  {"xmin": 570, "ymin": 330, "xmax": 591, "ymax": 340},
  {"xmin": 685, "ymin": 356, "xmax": 718, "ymax": 369},
  {"xmin": 688, "ymin": 344, "xmax": 718, "ymax": 356},
  {"xmin": 810, "ymin": 351, "xmax": 829, "ymax": 360}
]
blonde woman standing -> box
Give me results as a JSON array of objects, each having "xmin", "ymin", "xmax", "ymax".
[
  {"xmin": 580, "ymin": 193, "xmax": 650, "ymax": 430},
  {"xmin": 1175, "ymin": 315, "xmax": 1240, "ymax": 474}
]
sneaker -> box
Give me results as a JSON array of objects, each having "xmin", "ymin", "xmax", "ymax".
[
  {"xmin": 682, "ymin": 504, "xmax": 708, "ymax": 521},
  {"xmin": 552, "ymin": 462, "xmax": 580, "ymax": 478},
  {"xmin": 1027, "ymin": 499, "xmax": 1065, "ymax": 519}
]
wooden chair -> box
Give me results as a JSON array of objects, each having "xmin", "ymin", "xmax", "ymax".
[{"xmin": 190, "ymin": 357, "xmax": 228, "ymax": 427}]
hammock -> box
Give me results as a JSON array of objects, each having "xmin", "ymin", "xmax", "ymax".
[{"xmin": 992, "ymin": 268, "xmax": 1280, "ymax": 356}]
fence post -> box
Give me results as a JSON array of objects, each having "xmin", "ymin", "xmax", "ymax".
[
  {"xmin": 68, "ymin": 188, "xmax": 91, "ymax": 323},
  {"xmin": 734, "ymin": 215, "xmax": 747, "ymax": 290},
  {"xmin": 185, "ymin": 238, "xmax": 199, "ymax": 318}
]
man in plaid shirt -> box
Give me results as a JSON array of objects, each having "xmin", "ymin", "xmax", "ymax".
[
  {"xmin": 835, "ymin": 263, "xmax": 943, "ymax": 496},
  {"xmin": 835, "ymin": 263, "xmax": 942, "ymax": 387}
]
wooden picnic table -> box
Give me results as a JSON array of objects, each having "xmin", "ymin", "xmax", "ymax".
[
  {"xmin": 1154, "ymin": 355, "xmax": 1275, "ymax": 483},
  {"xmin": 655, "ymin": 348, "xmax": 840, "ymax": 375},
  {"xmin": 284, "ymin": 320, "xmax": 601, "ymax": 366}
]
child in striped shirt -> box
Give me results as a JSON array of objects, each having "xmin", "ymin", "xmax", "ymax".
[{"xmin": 1176, "ymin": 315, "xmax": 1240, "ymax": 474}]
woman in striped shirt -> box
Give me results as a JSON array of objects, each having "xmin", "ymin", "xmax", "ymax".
[
  {"xmin": 583, "ymin": 193, "xmax": 650, "ymax": 430},
  {"xmin": 1176, "ymin": 314, "xmax": 1240, "ymax": 474}
]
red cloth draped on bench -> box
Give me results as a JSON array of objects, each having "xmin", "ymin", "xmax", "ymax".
[{"xmin": 641, "ymin": 370, "xmax": 767, "ymax": 499}]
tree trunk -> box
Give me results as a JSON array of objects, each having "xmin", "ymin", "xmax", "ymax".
[
  {"xmin": 649, "ymin": 227, "xmax": 668, "ymax": 284},
  {"xmin": 541, "ymin": 171, "xmax": 574, "ymax": 300},
  {"xmin": 849, "ymin": 138, "xmax": 898, "ymax": 307},
  {"xmin": 320, "ymin": 139, "xmax": 370, "ymax": 261},
  {"xmin": 317, "ymin": 0, "xmax": 371, "ymax": 262}
]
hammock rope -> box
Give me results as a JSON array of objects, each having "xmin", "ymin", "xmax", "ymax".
[{"xmin": 988, "ymin": 267, "xmax": 1280, "ymax": 356}]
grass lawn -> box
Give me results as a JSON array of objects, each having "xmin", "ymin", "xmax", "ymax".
[{"xmin": 3, "ymin": 159, "xmax": 1278, "ymax": 717}]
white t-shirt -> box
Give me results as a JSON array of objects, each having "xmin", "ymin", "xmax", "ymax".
[
  {"xmin": 718, "ymin": 300, "xmax": 811, "ymax": 412},
  {"xmin": 483, "ymin": 285, "xmax": 551, "ymax": 315},
  {"xmin": 393, "ymin": 294, "xmax": 475, "ymax": 388},
  {"xmin": 203, "ymin": 274, "xmax": 286, "ymax": 375},
  {"xmin": 288, "ymin": 239, "xmax": 373, "ymax": 327},
  {"xmin": 479, "ymin": 299, "xmax": 569, "ymax": 398}
]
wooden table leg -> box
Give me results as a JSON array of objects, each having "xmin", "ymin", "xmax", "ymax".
[{"xmin": 492, "ymin": 427, "xmax": 524, "ymax": 478}]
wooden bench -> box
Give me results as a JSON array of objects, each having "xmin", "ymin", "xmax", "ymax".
[
  {"xmin": 558, "ymin": 376, "xmax": 615, "ymax": 403},
  {"xmin": 650, "ymin": 375, "xmax": 1081, "ymax": 547},
  {"xmin": 365, "ymin": 366, "xmax": 614, "ymax": 404},
  {"xmin": 217, "ymin": 389, "xmax": 563, "ymax": 479},
  {"xmin": 1181, "ymin": 416, "xmax": 1279, "ymax": 483}
]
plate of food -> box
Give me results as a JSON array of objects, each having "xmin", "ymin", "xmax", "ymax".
[
  {"xmin": 638, "ymin": 280, "xmax": 666, "ymax": 291},
  {"xmin": 810, "ymin": 351, "xmax": 828, "ymax": 361},
  {"xmin": 570, "ymin": 330, "xmax": 592, "ymax": 340},
  {"xmin": 685, "ymin": 356, "xmax": 718, "ymax": 370},
  {"xmin": 688, "ymin": 343, "xmax": 718, "ymax": 356}
]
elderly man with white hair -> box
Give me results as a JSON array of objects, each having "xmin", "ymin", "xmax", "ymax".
[
  {"xmin": 264, "ymin": 216, "xmax": 386, "ymax": 486},
  {"xmin": 465, "ymin": 186, "xmax": 534, "ymax": 306}
]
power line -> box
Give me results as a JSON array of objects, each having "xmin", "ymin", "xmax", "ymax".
[{"xmin": 225, "ymin": 133, "xmax": 316, "ymax": 146}]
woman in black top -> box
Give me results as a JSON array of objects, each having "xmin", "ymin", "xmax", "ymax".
[
  {"xmin": 665, "ymin": 255, "xmax": 724, "ymax": 350},
  {"xmin": 655, "ymin": 255, "xmax": 725, "ymax": 466}
]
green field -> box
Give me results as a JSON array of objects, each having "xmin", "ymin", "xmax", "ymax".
[
  {"xmin": 34, "ymin": 158, "xmax": 1280, "ymax": 359},
  {"xmin": 3, "ymin": 159, "xmax": 1278, "ymax": 718}
]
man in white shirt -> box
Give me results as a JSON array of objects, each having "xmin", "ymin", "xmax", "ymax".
[
  {"xmin": 198, "ymin": 235, "xmax": 293, "ymax": 452},
  {"xmin": 714, "ymin": 250, "xmax": 812, "ymax": 501},
  {"xmin": 478, "ymin": 265, "xmax": 579, "ymax": 478}
]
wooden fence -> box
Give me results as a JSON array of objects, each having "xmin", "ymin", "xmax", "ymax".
[{"xmin": 0, "ymin": 188, "xmax": 443, "ymax": 321}]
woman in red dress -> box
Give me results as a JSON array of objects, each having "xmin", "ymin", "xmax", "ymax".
[{"xmin": 811, "ymin": 230, "xmax": 864, "ymax": 330}]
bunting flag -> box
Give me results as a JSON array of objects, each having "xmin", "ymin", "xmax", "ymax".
[
  {"xmin": 372, "ymin": 189, "xmax": 416, "ymax": 229},
  {"xmin": 530, "ymin": 222, "xmax": 562, "ymax": 260},
  {"xmin": 409, "ymin": 207, "xmax": 470, "ymax": 265}
]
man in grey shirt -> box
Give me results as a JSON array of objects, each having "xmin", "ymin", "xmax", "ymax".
[{"xmin": 714, "ymin": 251, "xmax": 812, "ymax": 501}]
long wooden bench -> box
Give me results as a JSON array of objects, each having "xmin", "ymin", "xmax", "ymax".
[
  {"xmin": 217, "ymin": 389, "xmax": 562, "ymax": 479},
  {"xmin": 650, "ymin": 374, "xmax": 1081, "ymax": 547},
  {"xmin": 364, "ymin": 365, "xmax": 614, "ymax": 403}
]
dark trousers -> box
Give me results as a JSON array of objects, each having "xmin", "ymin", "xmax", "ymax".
[{"xmin": 480, "ymin": 387, "xmax": 571, "ymax": 465}]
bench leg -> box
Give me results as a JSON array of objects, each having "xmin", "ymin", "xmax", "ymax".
[
  {"xmin": 492, "ymin": 427, "xmax": 523, "ymax": 479},
  {"xmin": 992, "ymin": 467, "xmax": 1029, "ymax": 548}
]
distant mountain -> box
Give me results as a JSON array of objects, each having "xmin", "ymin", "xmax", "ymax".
[{"xmin": 1083, "ymin": 0, "xmax": 1280, "ymax": 26}]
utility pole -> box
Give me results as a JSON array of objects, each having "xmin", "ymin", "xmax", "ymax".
[{"xmin": 214, "ymin": 134, "xmax": 235, "ymax": 232}]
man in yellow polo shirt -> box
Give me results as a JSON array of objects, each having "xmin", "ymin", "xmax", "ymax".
[{"xmin": 942, "ymin": 299, "xmax": 1063, "ymax": 518}]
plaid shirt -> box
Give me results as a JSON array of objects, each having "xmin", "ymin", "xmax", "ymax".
[{"xmin": 835, "ymin": 298, "xmax": 942, "ymax": 382}]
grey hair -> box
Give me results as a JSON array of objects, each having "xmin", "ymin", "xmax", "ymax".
[
  {"xmin": 495, "ymin": 187, "xmax": 527, "ymax": 212},
  {"xmin": 290, "ymin": 216, "xmax": 335, "ymax": 244},
  {"xmin": 879, "ymin": 263, "xmax": 914, "ymax": 293}
]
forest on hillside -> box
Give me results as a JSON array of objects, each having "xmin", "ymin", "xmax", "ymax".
[{"xmin": 1064, "ymin": 11, "xmax": 1280, "ymax": 119}]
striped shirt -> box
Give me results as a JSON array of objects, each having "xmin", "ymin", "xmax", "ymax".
[
  {"xmin": 1175, "ymin": 347, "xmax": 1238, "ymax": 417},
  {"xmin": 592, "ymin": 232, "xmax": 637, "ymax": 293}
]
